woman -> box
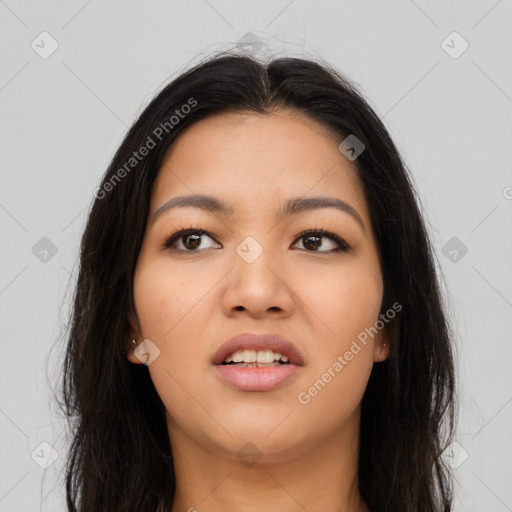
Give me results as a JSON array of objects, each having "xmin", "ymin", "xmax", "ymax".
[{"xmin": 59, "ymin": 52, "xmax": 457, "ymax": 511}]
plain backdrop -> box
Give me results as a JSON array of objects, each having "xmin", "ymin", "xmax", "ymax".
[{"xmin": 1, "ymin": 1, "xmax": 511, "ymax": 511}]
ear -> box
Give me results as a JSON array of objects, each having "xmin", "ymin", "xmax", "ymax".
[
  {"xmin": 125, "ymin": 310, "xmax": 144, "ymax": 365},
  {"xmin": 373, "ymin": 321, "xmax": 391, "ymax": 363}
]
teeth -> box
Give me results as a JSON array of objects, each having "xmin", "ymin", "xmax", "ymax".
[
  {"xmin": 242, "ymin": 349, "xmax": 257, "ymax": 363},
  {"xmin": 224, "ymin": 349, "xmax": 289, "ymax": 364},
  {"xmin": 230, "ymin": 362, "xmax": 281, "ymax": 368},
  {"xmin": 257, "ymin": 350, "xmax": 275, "ymax": 363},
  {"xmin": 232, "ymin": 351, "xmax": 243, "ymax": 363}
]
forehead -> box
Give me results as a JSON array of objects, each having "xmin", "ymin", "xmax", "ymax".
[{"xmin": 151, "ymin": 109, "xmax": 368, "ymax": 223}]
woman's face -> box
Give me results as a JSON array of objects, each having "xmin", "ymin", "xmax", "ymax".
[{"xmin": 128, "ymin": 109, "xmax": 389, "ymax": 463}]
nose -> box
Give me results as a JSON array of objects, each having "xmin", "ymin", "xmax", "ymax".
[{"xmin": 221, "ymin": 237, "xmax": 295, "ymax": 319}]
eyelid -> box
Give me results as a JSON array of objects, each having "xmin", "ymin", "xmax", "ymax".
[
  {"xmin": 162, "ymin": 226, "xmax": 351, "ymax": 253},
  {"xmin": 291, "ymin": 228, "xmax": 351, "ymax": 252},
  {"xmin": 162, "ymin": 227, "xmax": 219, "ymax": 252}
]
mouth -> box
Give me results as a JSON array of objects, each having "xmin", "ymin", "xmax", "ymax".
[
  {"xmin": 212, "ymin": 332, "xmax": 304, "ymax": 392},
  {"xmin": 220, "ymin": 348, "xmax": 291, "ymax": 367}
]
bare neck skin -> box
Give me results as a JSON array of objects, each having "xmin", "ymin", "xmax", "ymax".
[{"xmin": 168, "ymin": 406, "xmax": 368, "ymax": 512}]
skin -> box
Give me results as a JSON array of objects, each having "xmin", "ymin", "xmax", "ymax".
[{"xmin": 126, "ymin": 109, "xmax": 390, "ymax": 512}]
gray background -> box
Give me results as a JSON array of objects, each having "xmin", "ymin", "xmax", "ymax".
[{"xmin": 1, "ymin": 1, "xmax": 511, "ymax": 510}]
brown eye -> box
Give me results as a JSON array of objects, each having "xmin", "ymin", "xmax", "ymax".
[
  {"xmin": 163, "ymin": 229, "xmax": 220, "ymax": 252},
  {"xmin": 292, "ymin": 230, "xmax": 350, "ymax": 253},
  {"xmin": 304, "ymin": 235, "xmax": 322, "ymax": 250}
]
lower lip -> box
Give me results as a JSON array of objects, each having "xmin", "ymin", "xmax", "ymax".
[{"xmin": 215, "ymin": 364, "xmax": 301, "ymax": 391}]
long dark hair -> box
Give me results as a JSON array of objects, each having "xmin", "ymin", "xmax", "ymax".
[{"xmin": 57, "ymin": 51, "xmax": 457, "ymax": 511}]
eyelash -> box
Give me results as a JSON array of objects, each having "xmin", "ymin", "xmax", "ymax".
[{"xmin": 162, "ymin": 226, "xmax": 351, "ymax": 253}]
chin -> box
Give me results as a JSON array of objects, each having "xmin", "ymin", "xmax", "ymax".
[{"xmin": 202, "ymin": 422, "xmax": 314, "ymax": 465}]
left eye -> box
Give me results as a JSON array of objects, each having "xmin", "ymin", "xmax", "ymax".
[
  {"xmin": 163, "ymin": 228, "xmax": 350, "ymax": 253},
  {"xmin": 292, "ymin": 230, "xmax": 349, "ymax": 253},
  {"xmin": 163, "ymin": 229, "xmax": 220, "ymax": 252}
]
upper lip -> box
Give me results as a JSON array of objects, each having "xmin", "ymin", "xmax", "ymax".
[{"xmin": 212, "ymin": 332, "xmax": 305, "ymax": 366}]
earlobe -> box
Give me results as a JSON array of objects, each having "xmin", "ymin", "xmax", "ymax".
[
  {"xmin": 380, "ymin": 341, "xmax": 390, "ymax": 361},
  {"xmin": 373, "ymin": 322, "xmax": 391, "ymax": 362},
  {"xmin": 373, "ymin": 340, "xmax": 390, "ymax": 363},
  {"xmin": 125, "ymin": 309, "xmax": 143, "ymax": 364},
  {"xmin": 374, "ymin": 318, "xmax": 393, "ymax": 362},
  {"xmin": 126, "ymin": 338, "xmax": 144, "ymax": 365}
]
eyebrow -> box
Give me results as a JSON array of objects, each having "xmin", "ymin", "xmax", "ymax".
[{"xmin": 152, "ymin": 194, "xmax": 366, "ymax": 234}]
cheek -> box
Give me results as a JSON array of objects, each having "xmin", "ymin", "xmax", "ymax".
[
  {"xmin": 133, "ymin": 259, "xmax": 213, "ymax": 435},
  {"xmin": 296, "ymin": 353, "xmax": 373, "ymax": 434},
  {"xmin": 291, "ymin": 262, "xmax": 383, "ymax": 427},
  {"xmin": 133, "ymin": 257, "xmax": 207, "ymax": 340},
  {"xmin": 297, "ymin": 259, "xmax": 383, "ymax": 348}
]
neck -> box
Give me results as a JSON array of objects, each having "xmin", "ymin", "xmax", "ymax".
[{"xmin": 168, "ymin": 410, "xmax": 368, "ymax": 512}]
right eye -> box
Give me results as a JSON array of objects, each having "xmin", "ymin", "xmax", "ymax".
[{"xmin": 163, "ymin": 228, "xmax": 221, "ymax": 252}]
